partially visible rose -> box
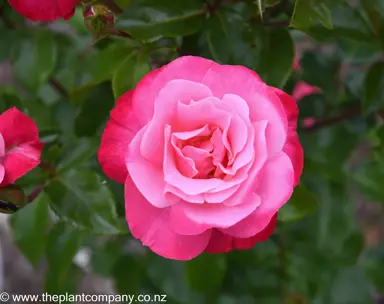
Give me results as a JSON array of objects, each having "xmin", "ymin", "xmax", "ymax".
[
  {"xmin": 99, "ymin": 56, "xmax": 303, "ymax": 260},
  {"xmin": 0, "ymin": 107, "xmax": 44, "ymax": 186},
  {"xmin": 292, "ymin": 55, "xmax": 321, "ymax": 102},
  {"xmin": 8, "ymin": 0, "xmax": 80, "ymax": 21}
]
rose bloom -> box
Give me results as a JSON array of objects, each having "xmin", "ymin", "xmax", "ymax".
[
  {"xmin": 8, "ymin": 0, "xmax": 79, "ymax": 21},
  {"xmin": 0, "ymin": 107, "xmax": 44, "ymax": 186},
  {"xmin": 99, "ymin": 56, "xmax": 303, "ymax": 260},
  {"xmin": 292, "ymin": 55, "xmax": 321, "ymax": 102}
]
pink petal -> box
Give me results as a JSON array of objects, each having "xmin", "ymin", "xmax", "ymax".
[
  {"xmin": 0, "ymin": 133, "xmax": 5, "ymax": 157},
  {"xmin": 140, "ymin": 80, "xmax": 213, "ymax": 164},
  {"xmin": 163, "ymin": 125, "xmax": 223, "ymax": 196},
  {"xmin": 0, "ymin": 107, "xmax": 40, "ymax": 149},
  {"xmin": 204, "ymin": 215, "xmax": 277, "ymax": 254},
  {"xmin": 218, "ymin": 94, "xmax": 251, "ymax": 124},
  {"xmin": 125, "ymin": 176, "xmax": 211, "ymax": 260},
  {"xmin": 176, "ymin": 97, "xmax": 230, "ymax": 132},
  {"xmin": 8, "ymin": 0, "xmax": 79, "ymax": 21},
  {"xmin": 272, "ymin": 88, "xmax": 304, "ymax": 186},
  {"xmin": 132, "ymin": 57, "xmax": 217, "ymax": 123},
  {"xmin": 222, "ymin": 152, "xmax": 294, "ymax": 238},
  {"xmin": 181, "ymin": 192, "xmax": 261, "ymax": 228},
  {"xmin": 169, "ymin": 203, "xmax": 211, "ymax": 235},
  {"xmin": 221, "ymin": 120, "xmax": 268, "ymax": 206},
  {"xmin": 2, "ymin": 141, "xmax": 44, "ymax": 186},
  {"xmin": 201, "ymin": 65, "xmax": 288, "ymax": 156},
  {"xmin": 0, "ymin": 165, "xmax": 4, "ymax": 184},
  {"xmin": 127, "ymin": 126, "xmax": 179, "ymax": 208},
  {"xmin": 204, "ymin": 229, "xmax": 233, "ymax": 254},
  {"xmin": 98, "ymin": 90, "xmax": 143, "ymax": 184},
  {"xmin": 292, "ymin": 81, "xmax": 321, "ymax": 102}
]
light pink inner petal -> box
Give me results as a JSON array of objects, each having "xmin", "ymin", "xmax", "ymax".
[
  {"xmin": 227, "ymin": 115, "xmax": 248, "ymax": 157},
  {"xmin": 164, "ymin": 183, "xmax": 205, "ymax": 203},
  {"xmin": 140, "ymin": 80, "xmax": 213, "ymax": 164},
  {"xmin": 218, "ymin": 94, "xmax": 251, "ymax": 124},
  {"xmin": 201, "ymin": 66, "xmax": 288, "ymax": 156},
  {"xmin": 222, "ymin": 120, "xmax": 269, "ymax": 206},
  {"xmin": 172, "ymin": 124, "xmax": 211, "ymax": 141},
  {"xmin": 181, "ymin": 146, "xmax": 215, "ymax": 179},
  {"xmin": 164, "ymin": 125, "xmax": 222, "ymax": 196},
  {"xmin": 127, "ymin": 126, "xmax": 179, "ymax": 208},
  {"xmin": 181, "ymin": 192, "xmax": 261, "ymax": 228},
  {"xmin": 176, "ymin": 97, "xmax": 230, "ymax": 132}
]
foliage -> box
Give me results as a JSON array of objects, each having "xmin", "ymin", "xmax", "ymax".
[{"xmin": 0, "ymin": 0, "xmax": 383, "ymax": 302}]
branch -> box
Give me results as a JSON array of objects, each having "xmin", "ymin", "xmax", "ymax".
[{"xmin": 304, "ymin": 106, "xmax": 361, "ymax": 132}]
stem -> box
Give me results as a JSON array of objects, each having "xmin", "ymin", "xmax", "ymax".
[
  {"xmin": 28, "ymin": 184, "xmax": 45, "ymax": 202},
  {"xmin": 303, "ymin": 106, "xmax": 361, "ymax": 132}
]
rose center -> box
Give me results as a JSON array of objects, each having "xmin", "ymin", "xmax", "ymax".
[{"xmin": 173, "ymin": 125, "xmax": 231, "ymax": 180}]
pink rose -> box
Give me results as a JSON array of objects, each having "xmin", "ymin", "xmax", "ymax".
[
  {"xmin": 0, "ymin": 108, "xmax": 44, "ymax": 186},
  {"xmin": 8, "ymin": 0, "xmax": 79, "ymax": 21},
  {"xmin": 292, "ymin": 55, "xmax": 321, "ymax": 101},
  {"xmin": 99, "ymin": 56, "xmax": 303, "ymax": 260}
]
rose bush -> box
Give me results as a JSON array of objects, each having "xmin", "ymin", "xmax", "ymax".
[
  {"xmin": 8, "ymin": 0, "xmax": 79, "ymax": 21},
  {"xmin": 99, "ymin": 56, "xmax": 303, "ymax": 260},
  {"xmin": 0, "ymin": 107, "xmax": 43, "ymax": 186}
]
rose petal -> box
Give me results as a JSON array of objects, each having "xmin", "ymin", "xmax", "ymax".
[
  {"xmin": 164, "ymin": 125, "xmax": 222, "ymax": 196},
  {"xmin": 98, "ymin": 91, "xmax": 143, "ymax": 184},
  {"xmin": 205, "ymin": 214, "xmax": 277, "ymax": 253},
  {"xmin": 140, "ymin": 80, "xmax": 213, "ymax": 164},
  {"xmin": 0, "ymin": 165, "xmax": 4, "ymax": 184},
  {"xmin": 132, "ymin": 57, "xmax": 217, "ymax": 123},
  {"xmin": 0, "ymin": 107, "xmax": 40, "ymax": 149},
  {"xmin": 221, "ymin": 120, "xmax": 268, "ymax": 206},
  {"xmin": 222, "ymin": 152, "xmax": 294, "ymax": 238},
  {"xmin": 127, "ymin": 126, "xmax": 179, "ymax": 208},
  {"xmin": 0, "ymin": 133, "xmax": 5, "ymax": 157},
  {"xmin": 181, "ymin": 192, "xmax": 261, "ymax": 228},
  {"xmin": 201, "ymin": 65, "xmax": 288, "ymax": 156},
  {"xmin": 272, "ymin": 88, "xmax": 304, "ymax": 186},
  {"xmin": 2, "ymin": 141, "xmax": 44, "ymax": 186},
  {"xmin": 8, "ymin": 0, "xmax": 79, "ymax": 21},
  {"xmin": 125, "ymin": 176, "xmax": 211, "ymax": 260}
]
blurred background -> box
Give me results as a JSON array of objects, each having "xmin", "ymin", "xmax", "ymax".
[{"xmin": 0, "ymin": 0, "xmax": 384, "ymax": 303}]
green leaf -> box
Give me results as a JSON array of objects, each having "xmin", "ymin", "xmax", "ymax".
[
  {"xmin": 46, "ymin": 221, "xmax": 86, "ymax": 283},
  {"xmin": 12, "ymin": 29, "xmax": 57, "ymax": 93},
  {"xmin": 257, "ymin": 27, "xmax": 294, "ymax": 88},
  {"xmin": 204, "ymin": 12, "xmax": 231, "ymax": 64},
  {"xmin": 57, "ymin": 137, "xmax": 99, "ymax": 174},
  {"xmin": 45, "ymin": 169, "xmax": 128, "ymax": 234},
  {"xmin": 112, "ymin": 51, "xmax": 151, "ymax": 99},
  {"xmin": 279, "ymin": 185, "xmax": 319, "ymax": 222},
  {"xmin": 115, "ymin": 0, "xmax": 206, "ymax": 42},
  {"xmin": 45, "ymin": 264, "xmax": 84, "ymax": 294},
  {"xmin": 91, "ymin": 238, "xmax": 124, "ymax": 277},
  {"xmin": 147, "ymin": 254, "xmax": 203, "ymax": 303},
  {"xmin": 113, "ymin": 255, "xmax": 145, "ymax": 294},
  {"xmin": 353, "ymin": 157, "xmax": 384, "ymax": 204},
  {"xmin": 185, "ymin": 253, "xmax": 227, "ymax": 292},
  {"xmin": 10, "ymin": 192, "xmax": 50, "ymax": 267},
  {"xmin": 291, "ymin": 0, "xmax": 333, "ymax": 30},
  {"xmin": 329, "ymin": 267, "xmax": 374, "ymax": 304},
  {"xmin": 74, "ymin": 82, "xmax": 115, "ymax": 137},
  {"xmin": 363, "ymin": 61, "xmax": 384, "ymax": 114}
]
